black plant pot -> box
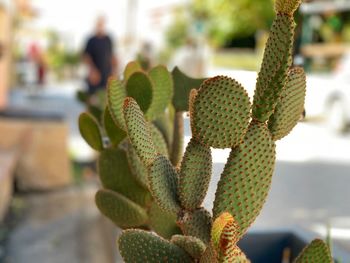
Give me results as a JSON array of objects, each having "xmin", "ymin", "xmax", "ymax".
[{"xmin": 238, "ymin": 228, "xmax": 350, "ymax": 263}]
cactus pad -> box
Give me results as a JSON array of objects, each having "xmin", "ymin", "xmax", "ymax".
[
  {"xmin": 268, "ymin": 67, "xmax": 306, "ymax": 141},
  {"xmin": 172, "ymin": 66, "xmax": 206, "ymax": 112},
  {"xmin": 192, "ymin": 76, "xmax": 251, "ymax": 149},
  {"xmin": 295, "ymin": 239, "xmax": 333, "ymax": 263},
  {"xmin": 126, "ymin": 71, "xmax": 153, "ymax": 113},
  {"xmin": 119, "ymin": 229, "xmax": 192, "ymax": 263},
  {"xmin": 219, "ymin": 221, "xmax": 249, "ymax": 262},
  {"xmin": 189, "ymin": 89, "xmax": 198, "ymax": 134},
  {"xmin": 178, "ymin": 208, "xmax": 212, "ymax": 244},
  {"xmin": 126, "ymin": 143, "xmax": 149, "ymax": 189},
  {"xmin": 275, "ymin": 0, "xmax": 302, "ymax": 16},
  {"xmin": 213, "ymin": 121, "xmax": 276, "ymax": 237},
  {"xmin": 123, "ymin": 97, "xmax": 157, "ymax": 166},
  {"xmin": 178, "ymin": 138, "xmax": 212, "ymax": 210},
  {"xmin": 146, "ymin": 65, "xmax": 174, "ymax": 120},
  {"xmin": 103, "ymin": 106, "xmax": 126, "ymax": 147},
  {"xmin": 95, "ymin": 190, "xmax": 148, "ymax": 228},
  {"xmin": 211, "ymin": 212, "xmax": 239, "ymax": 250},
  {"xmin": 171, "ymin": 235, "xmax": 206, "ymax": 259},
  {"xmin": 98, "ymin": 148, "xmax": 151, "ymax": 207},
  {"xmin": 124, "ymin": 61, "xmax": 142, "ymax": 81},
  {"xmin": 148, "ymin": 202, "xmax": 182, "ymax": 239},
  {"xmin": 107, "ymin": 77, "xmax": 127, "ymax": 130},
  {"xmin": 252, "ymin": 14, "xmax": 295, "ymax": 122},
  {"xmin": 149, "ymin": 154, "xmax": 181, "ymax": 214},
  {"xmin": 200, "ymin": 243, "xmax": 218, "ymax": 263},
  {"xmin": 78, "ymin": 112, "xmax": 103, "ymax": 151},
  {"xmin": 150, "ymin": 124, "xmax": 169, "ymax": 157}
]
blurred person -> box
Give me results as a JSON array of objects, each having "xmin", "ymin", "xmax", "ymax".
[
  {"xmin": 29, "ymin": 43, "xmax": 47, "ymax": 87},
  {"xmin": 83, "ymin": 16, "xmax": 117, "ymax": 97}
]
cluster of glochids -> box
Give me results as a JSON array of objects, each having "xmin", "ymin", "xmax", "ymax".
[{"xmin": 79, "ymin": 0, "xmax": 334, "ymax": 262}]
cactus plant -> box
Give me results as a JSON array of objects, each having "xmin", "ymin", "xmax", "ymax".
[
  {"xmin": 79, "ymin": 0, "xmax": 333, "ymax": 261},
  {"xmin": 79, "ymin": 62, "xmax": 205, "ymax": 239}
]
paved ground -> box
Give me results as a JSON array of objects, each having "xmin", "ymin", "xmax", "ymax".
[{"xmin": 3, "ymin": 183, "xmax": 122, "ymax": 263}]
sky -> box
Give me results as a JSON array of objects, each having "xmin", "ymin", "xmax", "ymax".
[{"xmin": 31, "ymin": 0, "xmax": 188, "ymax": 50}]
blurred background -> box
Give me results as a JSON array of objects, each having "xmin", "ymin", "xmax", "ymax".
[{"xmin": 1, "ymin": 0, "xmax": 350, "ymax": 262}]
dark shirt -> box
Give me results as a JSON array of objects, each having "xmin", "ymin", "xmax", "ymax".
[{"xmin": 84, "ymin": 35, "xmax": 113, "ymax": 88}]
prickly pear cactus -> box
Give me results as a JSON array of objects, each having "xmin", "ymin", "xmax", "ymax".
[
  {"xmin": 112, "ymin": 1, "xmax": 330, "ymax": 262},
  {"xmin": 79, "ymin": 1, "xmax": 333, "ymax": 262},
  {"xmin": 79, "ymin": 62, "xmax": 205, "ymax": 240}
]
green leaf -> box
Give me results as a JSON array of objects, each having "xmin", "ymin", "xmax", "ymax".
[
  {"xmin": 123, "ymin": 97, "xmax": 157, "ymax": 166},
  {"xmin": 149, "ymin": 155, "xmax": 181, "ymax": 214},
  {"xmin": 98, "ymin": 148, "xmax": 152, "ymax": 207},
  {"xmin": 103, "ymin": 106, "xmax": 126, "ymax": 147},
  {"xmin": 95, "ymin": 189, "xmax": 148, "ymax": 229},
  {"xmin": 179, "ymin": 138, "xmax": 212, "ymax": 210},
  {"xmin": 126, "ymin": 71, "xmax": 153, "ymax": 113},
  {"xmin": 146, "ymin": 65, "xmax": 174, "ymax": 120},
  {"xmin": 148, "ymin": 202, "xmax": 182, "ymax": 239},
  {"xmin": 119, "ymin": 229, "xmax": 192, "ymax": 263},
  {"xmin": 78, "ymin": 112, "xmax": 103, "ymax": 151},
  {"xmin": 172, "ymin": 66, "xmax": 206, "ymax": 112},
  {"xmin": 294, "ymin": 239, "xmax": 333, "ymax": 263},
  {"xmin": 107, "ymin": 77, "xmax": 127, "ymax": 130},
  {"xmin": 124, "ymin": 61, "xmax": 142, "ymax": 81},
  {"xmin": 268, "ymin": 67, "xmax": 306, "ymax": 141}
]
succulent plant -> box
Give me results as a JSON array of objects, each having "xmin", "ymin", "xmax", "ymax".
[
  {"xmin": 79, "ymin": 61, "xmax": 205, "ymax": 239},
  {"xmin": 79, "ymin": 0, "xmax": 332, "ymax": 261}
]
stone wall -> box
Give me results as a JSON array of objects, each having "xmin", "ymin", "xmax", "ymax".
[{"xmin": 0, "ymin": 118, "xmax": 72, "ymax": 191}]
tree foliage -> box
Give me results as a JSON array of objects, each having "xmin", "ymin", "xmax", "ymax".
[{"xmin": 191, "ymin": 0, "xmax": 274, "ymax": 46}]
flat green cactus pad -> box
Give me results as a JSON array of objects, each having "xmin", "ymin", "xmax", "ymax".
[
  {"xmin": 178, "ymin": 208, "xmax": 212, "ymax": 244},
  {"xmin": 148, "ymin": 202, "xmax": 182, "ymax": 239},
  {"xmin": 146, "ymin": 65, "xmax": 174, "ymax": 120},
  {"xmin": 252, "ymin": 14, "xmax": 295, "ymax": 122},
  {"xmin": 294, "ymin": 239, "xmax": 333, "ymax": 263},
  {"xmin": 124, "ymin": 61, "xmax": 142, "ymax": 81},
  {"xmin": 275, "ymin": 0, "xmax": 301, "ymax": 15},
  {"xmin": 103, "ymin": 106, "xmax": 126, "ymax": 147},
  {"xmin": 126, "ymin": 71, "xmax": 153, "ymax": 113},
  {"xmin": 179, "ymin": 138, "xmax": 212, "ymax": 210},
  {"xmin": 171, "ymin": 235, "xmax": 206, "ymax": 259},
  {"xmin": 213, "ymin": 121, "xmax": 276, "ymax": 238},
  {"xmin": 192, "ymin": 76, "xmax": 251, "ymax": 149},
  {"xmin": 95, "ymin": 189, "xmax": 148, "ymax": 229},
  {"xmin": 153, "ymin": 112, "xmax": 174, "ymax": 148},
  {"xmin": 107, "ymin": 77, "xmax": 126, "ymax": 130},
  {"xmin": 268, "ymin": 67, "xmax": 306, "ymax": 141},
  {"xmin": 172, "ymin": 66, "xmax": 206, "ymax": 112},
  {"xmin": 119, "ymin": 229, "xmax": 193, "ymax": 263},
  {"xmin": 78, "ymin": 112, "xmax": 103, "ymax": 151},
  {"xmin": 123, "ymin": 97, "xmax": 157, "ymax": 166},
  {"xmin": 149, "ymin": 155, "xmax": 181, "ymax": 214},
  {"xmin": 150, "ymin": 123, "xmax": 169, "ymax": 157},
  {"xmin": 98, "ymin": 148, "xmax": 151, "ymax": 207},
  {"xmin": 126, "ymin": 143, "xmax": 149, "ymax": 189}
]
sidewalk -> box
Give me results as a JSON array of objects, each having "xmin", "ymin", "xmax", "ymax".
[{"xmin": 4, "ymin": 184, "xmax": 121, "ymax": 263}]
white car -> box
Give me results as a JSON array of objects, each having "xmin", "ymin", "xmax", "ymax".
[{"xmin": 210, "ymin": 65, "xmax": 350, "ymax": 133}]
